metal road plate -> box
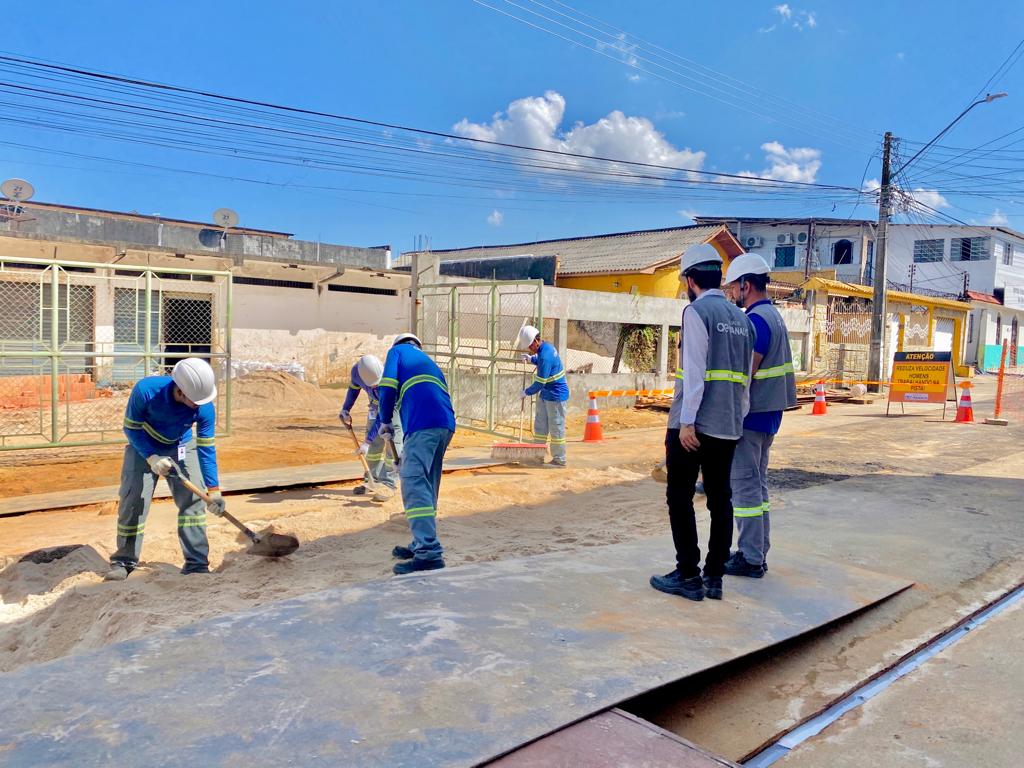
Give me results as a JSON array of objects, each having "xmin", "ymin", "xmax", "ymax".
[{"xmin": 0, "ymin": 537, "xmax": 910, "ymax": 767}]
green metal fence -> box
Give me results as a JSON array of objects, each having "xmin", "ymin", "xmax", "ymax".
[
  {"xmin": 0, "ymin": 256, "xmax": 232, "ymax": 450},
  {"xmin": 417, "ymin": 279, "xmax": 542, "ymax": 438}
]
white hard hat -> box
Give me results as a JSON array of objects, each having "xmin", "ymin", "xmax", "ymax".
[
  {"xmin": 393, "ymin": 332, "xmax": 421, "ymax": 348},
  {"xmin": 724, "ymin": 252, "xmax": 772, "ymax": 285},
  {"xmin": 171, "ymin": 358, "xmax": 217, "ymax": 406},
  {"xmin": 679, "ymin": 243, "xmax": 723, "ymax": 276},
  {"xmin": 356, "ymin": 354, "xmax": 384, "ymax": 387},
  {"xmin": 517, "ymin": 325, "xmax": 540, "ymax": 350}
]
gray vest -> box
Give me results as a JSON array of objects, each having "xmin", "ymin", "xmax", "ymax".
[
  {"xmin": 669, "ymin": 294, "xmax": 754, "ymax": 439},
  {"xmin": 748, "ymin": 302, "xmax": 798, "ymax": 412}
]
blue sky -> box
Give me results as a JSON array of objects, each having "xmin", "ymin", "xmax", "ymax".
[{"xmin": 3, "ymin": 1, "xmax": 1024, "ymax": 251}]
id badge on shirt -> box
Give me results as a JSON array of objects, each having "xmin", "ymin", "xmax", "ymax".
[
  {"xmin": 178, "ymin": 443, "xmax": 187, "ymax": 462},
  {"xmin": 368, "ymin": 406, "xmax": 379, "ymax": 422}
]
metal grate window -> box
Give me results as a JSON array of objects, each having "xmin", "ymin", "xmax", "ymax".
[
  {"xmin": 950, "ymin": 236, "xmax": 990, "ymax": 262},
  {"xmin": 1004, "ymin": 243, "xmax": 1014, "ymax": 266},
  {"xmin": 233, "ymin": 276, "xmax": 313, "ymax": 289},
  {"xmin": 913, "ymin": 239, "xmax": 944, "ymax": 263},
  {"xmin": 327, "ymin": 284, "xmax": 398, "ymax": 296}
]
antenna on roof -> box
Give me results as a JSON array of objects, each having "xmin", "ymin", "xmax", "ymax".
[
  {"xmin": 212, "ymin": 207, "xmax": 239, "ymax": 247},
  {"xmin": 1, "ymin": 178, "xmax": 34, "ymax": 217}
]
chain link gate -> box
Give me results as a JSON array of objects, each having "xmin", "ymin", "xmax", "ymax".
[
  {"xmin": 417, "ymin": 280, "xmax": 543, "ymax": 438},
  {"xmin": 0, "ymin": 256, "xmax": 232, "ymax": 449}
]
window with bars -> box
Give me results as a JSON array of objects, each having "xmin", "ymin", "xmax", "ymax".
[
  {"xmin": 1004, "ymin": 243, "xmax": 1015, "ymax": 266},
  {"xmin": 774, "ymin": 246, "xmax": 795, "ymax": 268},
  {"xmin": 950, "ymin": 236, "xmax": 990, "ymax": 261},
  {"xmin": 913, "ymin": 239, "xmax": 944, "ymax": 263}
]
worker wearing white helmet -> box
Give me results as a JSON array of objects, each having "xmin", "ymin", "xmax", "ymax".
[
  {"xmin": 721, "ymin": 253, "xmax": 797, "ymax": 579},
  {"xmin": 517, "ymin": 324, "xmax": 570, "ymax": 467},
  {"xmin": 105, "ymin": 357, "xmax": 224, "ymax": 581},
  {"xmin": 377, "ymin": 331, "xmax": 456, "ymax": 574},
  {"xmin": 651, "ymin": 242, "xmax": 754, "ymax": 603},
  {"xmin": 339, "ymin": 354, "xmax": 402, "ymax": 499}
]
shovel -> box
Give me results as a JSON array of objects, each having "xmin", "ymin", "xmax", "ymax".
[
  {"xmin": 344, "ymin": 423, "xmax": 380, "ymax": 493},
  {"xmin": 167, "ymin": 460, "xmax": 299, "ymax": 558}
]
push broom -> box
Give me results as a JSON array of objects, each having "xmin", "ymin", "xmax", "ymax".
[{"xmin": 490, "ymin": 372, "xmax": 547, "ymax": 464}]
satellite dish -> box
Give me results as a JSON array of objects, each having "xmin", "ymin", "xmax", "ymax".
[
  {"xmin": 1, "ymin": 178, "xmax": 34, "ymax": 203},
  {"xmin": 212, "ymin": 208, "xmax": 239, "ymax": 230}
]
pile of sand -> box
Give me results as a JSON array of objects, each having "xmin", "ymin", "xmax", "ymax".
[{"xmin": 233, "ymin": 371, "xmax": 339, "ymax": 414}]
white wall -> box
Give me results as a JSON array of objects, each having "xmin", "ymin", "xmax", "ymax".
[
  {"xmin": 730, "ymin": 222, "xmax": 871, "ymax": 282},
  {"xmin": 232, "ymin": 282, "xmax": 409, "ymax": 383}
]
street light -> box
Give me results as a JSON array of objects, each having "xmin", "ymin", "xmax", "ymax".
[
  {"xmin": 865, "ymin": 92, "xmax": 1008, "ymax": 393},
  {"xmin": 894, "ymin": 92, "xmax": 1009, "ymax": 176}
]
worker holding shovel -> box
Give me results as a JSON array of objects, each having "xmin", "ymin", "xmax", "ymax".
[
  {"xmin": 517, "ymin": 325, "xmax": 570, "ymax": 467},
  {"xmin": 378, "ymin": 332, "xmax": 456, "ymax": 574},
  {"xmin": 104, "ymin": 358, "xmax": 224, "ymax": 581},
  {"xmin": 339, "ymin": 354, "xmax": 402, "ymax": 502}
]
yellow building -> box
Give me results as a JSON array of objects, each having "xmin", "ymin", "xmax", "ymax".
[
  {"xmin": 801, "ymin": 276, "xmax": 974, "ymax": 378},
  {"xmin": 402, "ymin": 224, "xmax": 744, "ymax": 299}
]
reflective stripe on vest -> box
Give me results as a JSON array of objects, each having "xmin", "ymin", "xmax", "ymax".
[
  {"xmin": 534, "ymin": 368, "xmax": 566, "ymax": 385},
  {"xmin": 752, "ymin": 362, "xmax": 795, "ymax": 380},
  {"xmin": 676, "ymin": 368, "xmax": 749, "ymax": 385},
  {"xmin": 397, "ymin": 374, "xmax": 448, "ymax": 408}
]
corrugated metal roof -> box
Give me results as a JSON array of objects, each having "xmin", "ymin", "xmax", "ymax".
[{"xmin": 402, "ymin": 225, "xmax": 736, "ymax": 276}]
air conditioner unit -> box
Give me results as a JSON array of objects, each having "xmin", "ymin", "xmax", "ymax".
[
  {"xmin": 744, "ymin": 235, "xmax": 763, "ymax": 248},
  {"xmin": 777, "ymin": 233, "xmax": 795, "ymax": 245},
  {"xmin": 797, "ymin": 231, "xmax": 808, "ymax": 243}
]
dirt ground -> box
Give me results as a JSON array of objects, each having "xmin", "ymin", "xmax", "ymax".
[
  {"xmin": 0, "ymin": 370, "xmax": 664, "ymax": 498},
  {"xmin": 0, "ymin": 377, "xmax": 1022, "ymax": 764}
]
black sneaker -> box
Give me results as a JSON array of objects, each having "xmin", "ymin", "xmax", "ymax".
[
  {"xmin": 391, "ymin": 545, "xmax": 414, "ymax": 560},
  {"xmin": 649, "ymin": 570, "xmax": 705, "ymax": 601},
  {"xmin": 702, "ymin": 575, "xmax": 723, "ymax": 600},
  {"xmin": 723, "ymin": 552, "xmax": 765, "ymax": 579},
  {"xmin": 393, "ymin": 558, "xmax": 445, "ymax": 575},
  {"xmin": 762, "ymin": 558, "xmax": 768, "ymax": 574},
  {"xmin": 353, "ymin": 485, "xmax": 368, "ymax": 496}
]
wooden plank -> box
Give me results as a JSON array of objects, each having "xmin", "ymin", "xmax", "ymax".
[{"xmin": 486, "ymin": 709, "xmax": 739, "ymax": 767}]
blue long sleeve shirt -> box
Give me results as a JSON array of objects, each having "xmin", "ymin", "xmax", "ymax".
[
  {"xmin": 523, "ymin": 341, "xmax": 570, "ymax": 402},
  {"xmin": 377, "ymin": 343, "xmax": 456, "ymax": 438},
  {"xmin": 123, "ymin": 376, "xmax": 219, "ymax": 488}
]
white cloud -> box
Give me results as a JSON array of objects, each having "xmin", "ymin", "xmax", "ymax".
[
  {"xmin": 758, "ymin": 23, "xmax": 777, "ymax": 34},
  {"xmin": 454, "ymin": 91, "xmax": 706, "ymax": 179},
  {"xmin": 863, "ymin": 178, "xmax": 880, "ymax": 192},
  {"xmin": 774, "ymin": 3, "xmax": 792, "ymax": 19},
  {"xmin": 487, "ymin": 209, "xmax": 504, "ymax": 226},
  {"xmin": 911, "ymin": 188, "xmax": 949, "ymax": 210},
  {"xmin": 763, "ymin": 5, "xmax": 817, "ymax": 32},
  {"xmin": 596, "ymin": 32, "xmax": 641, "ymax": 81},
  {"xmin": 627, "ymin": 73, "xmax": 641, "ymax": 83},
  {"xmin": 896, "ymin": 51, "xmax": 905, "ymax": 60},
  {"xmin": 678, "ymin": 209, "xmax": 700, "ymax": 223},
  {"xmin": 740, "ymin": 141, "xmax": 822, "ymax": 183},
  {"xmin": 804, "ymin": 11, "xmax": 817, "ymax": 28},
  {"xmin": 986, "ymin": 209, "xmax": 1009, "ymax": 226}
]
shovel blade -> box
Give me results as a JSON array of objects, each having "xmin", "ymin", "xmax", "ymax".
[{"xmin": 247, "ymin": 530, "xmax": 300, "ymax": 558}]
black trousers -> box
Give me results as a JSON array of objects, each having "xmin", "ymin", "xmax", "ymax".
[{"xmin": 665, "ymin": 428, "xmax": 738, "ymax": 578}]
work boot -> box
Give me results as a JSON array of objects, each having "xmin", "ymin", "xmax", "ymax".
[
  {"xmin": 393, "ymin": 558, "xmax": 445, "ymax": 575},
  {"xmin": 546, "ymin": 458, "xmax": 567, "ymax": 468},
  {"xmin": 762, "ymin": 558, "xmax": 768, "ymax": 574},
  {"xmin": 391, "ymin": 545, "xmax": 414, "ymax": 560},
  {"xmin": 353, "ymin": 485, "xmax": 368, "ymax": 496},
  {"xmin": 181, "ymin": 566, "xmax": 211, "ymax": 575},
  {"xmin": 372, "ymin": 487, "xmax": 394, "ymax": 503},
  {"xmin": 723, "ymin": 552, "xmax": 765, "ymax": 579},
  {"xmin": 649, "ymin": 569, "xmax": 705, "ymax": 601},
  {"xmin": 702, "ymin": 575, "xmax": 724, "ymax": 600},
  {"xmin": 103, "ymin": 564, "xmax": 130, "ymax": 581}
]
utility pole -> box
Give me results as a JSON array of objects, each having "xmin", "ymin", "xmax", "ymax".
[
  {"xmin": 803, "ymin": 219, "xmax": 815, "ymax": 279},
  {"xmin": 908, "ymin": 263, "xmax": 915, "ymax": 293},
  {"xmin": 867, "ymin": 131, "xmax": 893, "ymax": 392}
]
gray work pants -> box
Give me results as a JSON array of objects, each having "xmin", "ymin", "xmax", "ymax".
[
  {"xmin": 363, "ymin": 412, "xmax": 403, "ymax": 489},
  {"xmin": 730, "ymin": 428, "xmax": 774, "ymax": 566},
  {"xmin": 111, "ymin": 441, "xmax": 210, "ymax": 573},
  {"xmin": 398, "ymin": 427, "xmax": 453, "ymax": 563},
  {"xmin": 533, "ymin": 399, "xmax": 567, "ymax": 463}
]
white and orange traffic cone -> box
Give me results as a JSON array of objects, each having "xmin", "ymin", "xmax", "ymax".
[
  {"xmin": 811, "ymin": 381, "xmax": 828, "ymax": 416},
  {"xmin": 955, "ymin": 382, "xmax": 974, "ymax": 423},
  {"xmin": 583, "ymin": 394, "xmax": 604, "ymax": 442}
]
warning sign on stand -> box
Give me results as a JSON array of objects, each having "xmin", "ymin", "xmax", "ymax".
[{"xmin": 887, "ymin": 351, "xmax": 957, "ymax": 418}]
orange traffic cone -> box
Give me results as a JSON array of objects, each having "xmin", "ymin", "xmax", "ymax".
[
  {"xmin": 583, "ymin": 394, "xmax": 604, "ymax": 442},
  {"xmin": 955, "ymin": 383, "xmax": 974, "ymax": 423},
  {"xmin": 811, "ymin": 381, "xmax": 828, "ymax": 415}
]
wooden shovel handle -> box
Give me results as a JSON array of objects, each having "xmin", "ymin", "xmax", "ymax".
[
  {"xmin": 345, "ymin": 424, "xmax": 378, "ymax": 489},
  {"xmin": 168, "ymin": 460, "xmax": 259, "ymax": 543}
]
